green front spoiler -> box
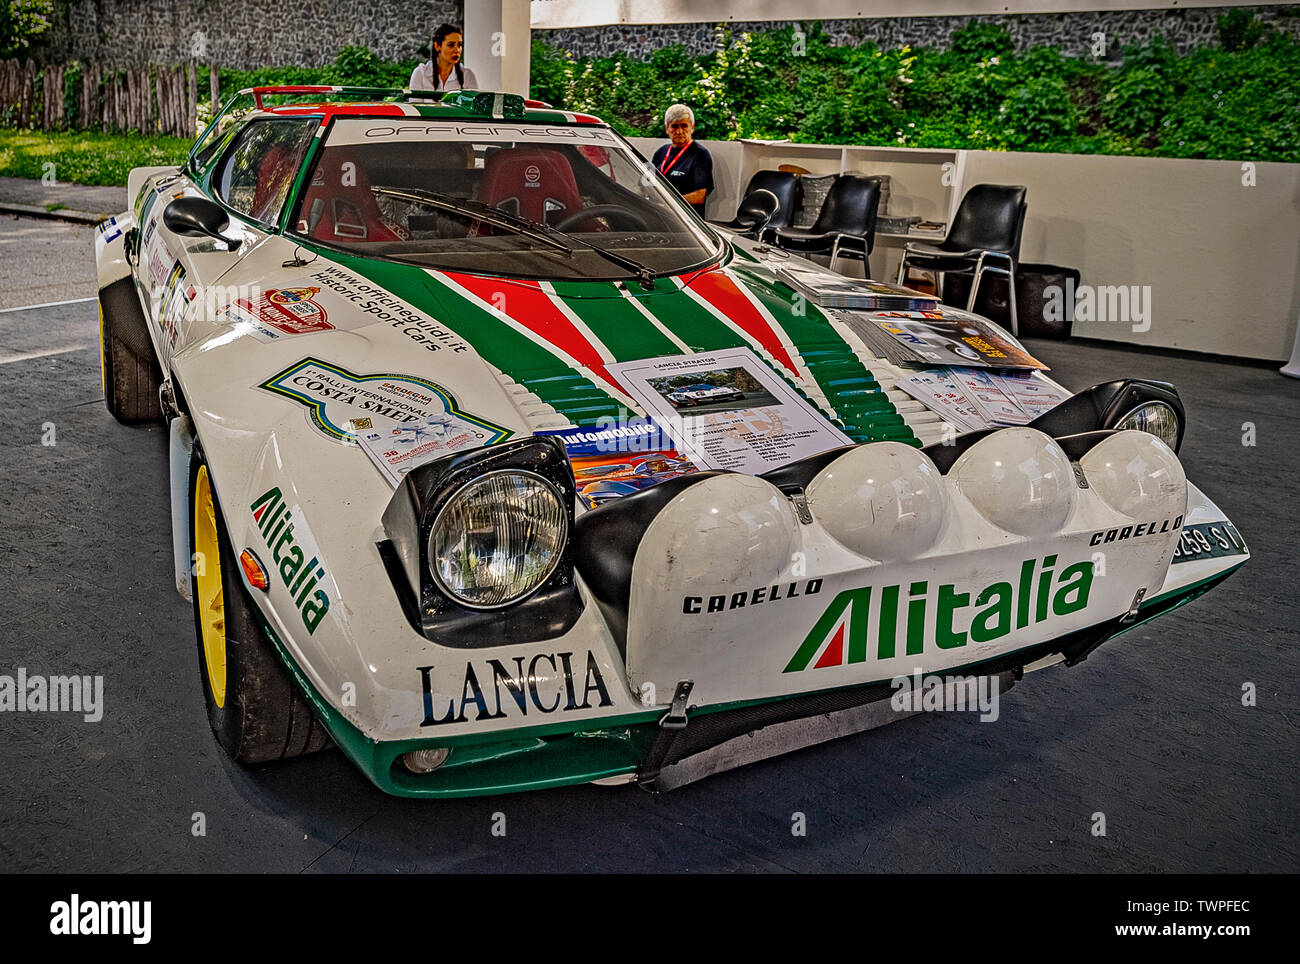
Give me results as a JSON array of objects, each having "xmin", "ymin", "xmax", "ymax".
[{"xmin": 253, "ymin": 562, "xmax": 1244, "ymax": 798}]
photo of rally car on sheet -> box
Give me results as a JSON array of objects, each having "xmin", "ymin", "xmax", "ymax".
[
  {"xmin": 651, "ymin": 366, "xmax": 775, "ymax": 413},
  {"xmin": 93, "ymin": 85, "xmax": 1248, "ymax": 798}
]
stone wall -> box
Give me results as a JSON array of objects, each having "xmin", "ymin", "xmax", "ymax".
[
  {"xmin": 41, "ymin": 0, "xmax": 462, "ymax": 67},
  {"xmin": 31, "ymin": 2, "xmax": 1300, "ymax": 67},
  {"xmin": 539, "ymin": 6, "xmax": 1300, "ymax": 60}
]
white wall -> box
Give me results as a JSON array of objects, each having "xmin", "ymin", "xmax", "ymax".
[{"xmin": 962, "ymin": 151, "xmax": 1300, "ymax": 360}]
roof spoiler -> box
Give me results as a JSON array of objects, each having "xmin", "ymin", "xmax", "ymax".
[{"xmin": 239, "ymin": 86, "xmax": 550, "ymax": 112}]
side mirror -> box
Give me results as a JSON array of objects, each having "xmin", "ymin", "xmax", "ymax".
[
  {"xmin": 740, "ymin": 188, "xmax": 779, "ymax": 240},
  {"xmin": 163, "ymin": 196, "xmax": 239, "ymax": 250}
]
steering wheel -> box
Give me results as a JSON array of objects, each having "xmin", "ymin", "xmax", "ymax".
[{"xmin": 553, "ymin": 204, "xmax": 650, "ymax": 233}]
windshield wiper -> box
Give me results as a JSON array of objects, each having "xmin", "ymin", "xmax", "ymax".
[
  {"xmin": 373, "ymin": 185, "xmax": 659, "ymax": 289},
  {"xmin": 371, "ymin": 186, "xmax": 574, "ymax": 256},
  {"xmin": 556, "ymin": 231, "xmax": 659, "ymax": 291}
]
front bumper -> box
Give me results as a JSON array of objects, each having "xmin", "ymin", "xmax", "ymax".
[
  {"xmin": 259, "ymin": 551, "xmax": 1244, "ymax": 798},
  {"xmin": 249, "ymin": 417, "xmax": 1249, "ymax": 797}
]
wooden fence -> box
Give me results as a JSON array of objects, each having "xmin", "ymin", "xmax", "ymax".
[{"xmin": 0, "ymin": 60, "xmax": 201, "ymax": 138}]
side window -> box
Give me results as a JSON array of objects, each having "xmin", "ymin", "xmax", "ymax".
[
  {"xmin": 214, "ymin": 119, "xmax": 316, "ymax": 228},
  {"xmin": 191, "ymin": 106, "xmax": 251, "ymax": 172}
]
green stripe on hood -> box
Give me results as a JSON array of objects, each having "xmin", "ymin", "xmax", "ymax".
[{"xmin": 318, "ymin": 252, "xmax": 631, "ymax": 425}]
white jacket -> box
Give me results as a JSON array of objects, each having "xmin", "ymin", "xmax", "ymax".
[{"xmin": 409, "ymin": 61, "xmax": 479, "ymax": 92}]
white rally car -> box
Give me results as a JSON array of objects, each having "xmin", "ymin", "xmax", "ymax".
[
  {"xmin": 94, "ymin": 87, "xmax": 1248, "ymax": 797},
  {"xmin": 666, "ymin": 383, "xmax": 746, "ymax": 407}
]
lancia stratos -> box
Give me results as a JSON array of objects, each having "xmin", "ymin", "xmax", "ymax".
[
  {"xmin": 93, "ymin": 87, "xmax": 1249, "ymax": 797},
  {"xmin": 665, "ymin": 383, "xmax": 747, "ymax": 407}
]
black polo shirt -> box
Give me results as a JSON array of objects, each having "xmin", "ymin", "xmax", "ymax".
[{"xmin": 652, "ymin": 140, "xmax": 714, "ymax": 215}]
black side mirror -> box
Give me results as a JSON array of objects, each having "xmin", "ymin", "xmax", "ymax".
[
  {"xmin": 739, "ymin": 188, "xmax": 779, "ymax": 240},
  {"xmin": 163, "ymin": 196, "xmax": 239, "ymax": 250}
]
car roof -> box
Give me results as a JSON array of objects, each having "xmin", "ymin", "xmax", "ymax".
[{"xmin": 244, "ymin": 86, "xmax": 607, "ymax": 127}]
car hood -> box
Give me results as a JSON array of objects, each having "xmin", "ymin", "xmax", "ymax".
[{"xmin": 275, "ymin": 242, "xmax": 912, "ymax": 444}]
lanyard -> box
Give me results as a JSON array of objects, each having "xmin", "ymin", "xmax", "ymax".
[{"xmin": 659, "ymin": 141, "xmax": 691, "ymax": 175}]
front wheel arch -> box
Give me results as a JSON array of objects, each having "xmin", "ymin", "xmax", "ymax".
[{"xmin": 187, "ymin": 445, "xmax": 331, "ymax": 763}]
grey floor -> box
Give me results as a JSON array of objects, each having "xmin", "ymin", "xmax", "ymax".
[{"xmin": 0, "ymin": 216, "xmax": 1295, "ymax": 872}]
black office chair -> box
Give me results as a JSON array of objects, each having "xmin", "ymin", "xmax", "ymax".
[
  {"xmin": 770, "ymin": 174, "xmax": 881, "ymax": 274},
  {"xmin": 896, "ymin": 184, "xmax": 1028, "ymax": 333},
  {"xmin": 709, "ymin": 170, "xmax": 801, "ymax": 236},
  {"xmin": 709, "ymin": 189, "xmax": 780, "ymax": 239}
]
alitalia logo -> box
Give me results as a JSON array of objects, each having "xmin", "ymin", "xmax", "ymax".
[
  {"xmin": 250, "ymin": 488, "xmax": 331, "ymax": 635},
  {"xmin": 784, "ymin": 555, "xmax": 1095, "ymax": 673}
]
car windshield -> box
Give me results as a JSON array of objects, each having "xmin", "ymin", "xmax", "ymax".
[{"xmin": 287, "ymin": 118, "xmax": 723, "ymax": 281}]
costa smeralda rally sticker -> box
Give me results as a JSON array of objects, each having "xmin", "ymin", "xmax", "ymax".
[{"xmin": 258, "ymin": 357, "xmax": 512, "ymax": 447}]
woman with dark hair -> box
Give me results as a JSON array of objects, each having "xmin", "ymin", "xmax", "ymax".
[{"xmin": 410, "ymin": 23, "xmax": 479, "ymax": 91}]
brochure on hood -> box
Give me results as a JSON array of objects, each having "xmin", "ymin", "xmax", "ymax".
[
  {"xmin": 774, "ymin": 259, "xmax": 941, "ymax": 311},
  {"xmin": 536, "ymin": 419, "xmax": 701, "ymax": 510},
  {"xmin": 357, "ymin": 413, "xmax": 502, "ymax": 487},
  {"xmin": 897, "ymin": 367, "xmax": 1069, "ymax": 432},
  {"xmin": 607, "ymin": 347, "xmax": 852, "ymax": 476}
]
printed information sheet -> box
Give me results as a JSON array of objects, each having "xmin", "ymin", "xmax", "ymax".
[{"xmin": 607, "ymin": 348, "xmax": 851, "ymax": 475}]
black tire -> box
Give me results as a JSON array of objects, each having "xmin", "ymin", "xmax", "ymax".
[
  {"xmin": 188, "ymin": 446, "xmax": 331, "ymax": 764},
  {"xmin": 99, "ymin": 276, "xmax": 163, "ymax": 424}
]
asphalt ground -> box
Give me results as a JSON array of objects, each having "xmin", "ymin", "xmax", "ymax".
[{"xmin": 0, "ymin": 214, "xmax": 1296, "ymax": 873}]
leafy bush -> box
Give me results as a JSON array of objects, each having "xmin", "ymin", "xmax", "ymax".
[
  {"xmin": 540, "ymin": 13, "xmax": 1300, "ymax": 162},
  {"xmin": 1, "ymin": 0, "xmax": 53, "ymax": 58},
  {"xmin": 200, "ymin": 46, "xmax": 420, "ymax": 106}
]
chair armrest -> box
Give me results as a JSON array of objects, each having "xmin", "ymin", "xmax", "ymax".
[{"xmin": 901, "ymin": 243, "xmax": 950, "ymax": 256}]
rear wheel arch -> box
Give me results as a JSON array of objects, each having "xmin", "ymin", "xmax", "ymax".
[{"xmin": 99, "ymin": 276, "xmax": 163, "ymax": 424}]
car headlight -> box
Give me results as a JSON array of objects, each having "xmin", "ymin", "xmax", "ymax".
[
  {"xmin": 428, "ymin": 469, "xmax": 568, "ymax": 609},
  {"xmin": 1022, "ymin": 379, "xmax": 1185, "ymax": 453},
  {"xmin": 1114, "ymin": 401, "xmax": 1180, "ymax": 451}
]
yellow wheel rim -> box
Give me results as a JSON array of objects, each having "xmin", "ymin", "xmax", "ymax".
[
  {"xmin": 97, "ymin": 300, "xmax": 106, "ymax": 395},
  {"xmin": 193, "ymin": 465, "xmax": 227, "ymax": 708}
]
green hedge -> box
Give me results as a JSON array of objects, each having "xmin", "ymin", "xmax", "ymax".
[
  {"xmin": 535, "ymin": 16, "xmax": 1300, "ymax": 161},
  {"xmin": 200, "ymin": 46, "xmax": 421, "ymax": 103},
  {"xmin": 201, "ymin": 16, "xmax": 1299, "ymax": 162},
  {"xmin": 8, "ymin": 13, "xmax": 1297, "ymax": 167}
]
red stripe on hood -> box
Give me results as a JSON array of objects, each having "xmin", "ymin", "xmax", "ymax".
[
  {"xmin": 443, "ymin": 273, "xmax": 625, "ymax": 394},
  {"xmin": 684, "ymin": 267, "xmax": 799, "ymax": 374}
]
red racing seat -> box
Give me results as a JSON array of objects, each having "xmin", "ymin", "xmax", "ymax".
[
  {"xmin": 294, "ymin": 148, "xmax": 402, "ymax": 243},
  {"xmin": 250, "ymin": 145, "xmax": 301, "ymax": 224},
  {"xmin": 477, "ymin": 148, "xmax": 587, "ymax": 227}
]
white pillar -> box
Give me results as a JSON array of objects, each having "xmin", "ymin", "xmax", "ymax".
[{"xmin": 464, "ymin": 0, "xmax": 531, "ymax": 97}]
